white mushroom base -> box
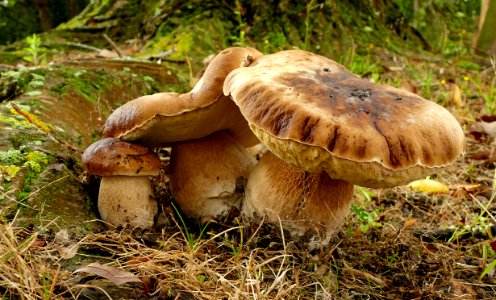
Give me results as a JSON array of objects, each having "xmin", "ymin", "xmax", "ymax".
[
  {"xmin": 170, "ymin": 131, "xmax": 256, "ymax": 219},
  {"xmin": 98, "ymin": 176, "xmax": 157, "ymax": 228},
  {"xmin": 243, "ymin": 152, "xmax": 354, "ymax": 247}
]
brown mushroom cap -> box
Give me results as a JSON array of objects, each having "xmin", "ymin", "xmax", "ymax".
[
  {"xmin": 82, "ymin": 137, "xmax": 161, "ymax": 176},
  {"xmin": 102, "ymin": 47, "xmax": 263, "ymax": 147},
  {"xmin": 224, "ymin": 50, "xmax": 465, "ymax": 188}
]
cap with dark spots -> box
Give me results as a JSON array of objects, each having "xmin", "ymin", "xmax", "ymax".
[
  {"xmin": 82, "ymin": 137, "xmax": 161, "ymax": 177},
  {"xmin": 102, "ymin": 47, "xmax": 263, "ymax": 148},
  {"xmin": 223, "ymin": 50, "xmax": 465, "ymax": 188}
]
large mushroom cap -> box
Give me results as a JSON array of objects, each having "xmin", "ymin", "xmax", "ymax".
[
  {"xmin": 82, "ymin": 137, "xmax": 161, "ymax": 176},
  {"xmin": 224, "ymin": 50, "xmax": 465, "ymax": 188},
  {"xmin": 103, "ymin": 47, "xmax": 263, "ymax": 147}
]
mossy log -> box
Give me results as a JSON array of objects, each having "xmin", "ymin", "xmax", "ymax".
[{"xmin": 0, "ymin": 59, "xmax": 179, "ymax": 233}]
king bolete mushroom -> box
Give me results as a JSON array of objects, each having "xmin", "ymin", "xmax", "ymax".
[
  {"xmin": 82, "ymin": 137, "xmax": 161, "ymax": 228},
  {"xmin": 101, "ymin": 47, "xmax": 261, "ymax": 219},
  {"xmin": 223, "ymin": 50, "xmax": 465, "ymax": 239}
]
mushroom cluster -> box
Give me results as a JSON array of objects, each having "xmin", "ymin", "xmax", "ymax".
[
  {"xmin": 83, "ymin": 47, "xmax": 261, "ymax": 227},
  {"xmin": 83, "ymin": 48, "xmax": 465, "ymax": 241}
]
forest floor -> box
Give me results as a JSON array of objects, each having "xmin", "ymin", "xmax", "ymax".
[{"xmin": 1, "ymin": 35, "xmax": 496, "ymax": 299}]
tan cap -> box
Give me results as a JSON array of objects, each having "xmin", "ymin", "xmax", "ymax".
[
  {"xmin": 224, "ymin": 50, "xmax": 465, "ymax": 188},
  {"xmin": 82, "ymin": 137, "xmax": 161, "ymax": 177},
  {"xmin": 103, "ymin": 47, "xmax": 263, "ymax": 147}
]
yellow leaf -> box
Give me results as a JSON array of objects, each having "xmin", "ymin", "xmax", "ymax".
[{"xmin": 408, "ymin": 179, "xmax": 449, "ymax": 193}]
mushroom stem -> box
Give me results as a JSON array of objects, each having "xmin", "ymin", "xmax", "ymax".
[
  {"xmin": 98, "ymin": 176, "xmax": 157, "ymax": 228},
  {"xmin": 169, "ymin": 131, "xmax": 256, "ymax": 218},
  {"xmin": 244, "ymin": 152, "xmax": 354, "ymax": 242}
]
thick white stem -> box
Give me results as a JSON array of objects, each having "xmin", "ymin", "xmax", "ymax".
[
  {"xmin": 169, "ymin": 131, "xmax": 256, "ymax": 218},
  {"xmin": 244, "ymin": 152, "xmax": 354, "ymax": 242},
  {"xmin": 98, "ymin": 176, "xmax": 157, "ymax": 228}
]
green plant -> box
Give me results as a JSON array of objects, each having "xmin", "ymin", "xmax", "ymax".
[
  {"xmin": 303, "ymin": 0, "xmax": 323, "ymax": 50},
  {"xmin": 419, "ymin": 68, "xmax": 435, "ymax": 99},
  {"xmin": 22, "ymin": 34, "xmax": 46, "ymax": 66},
  {"xmin": 170, "ymin": 202, "xmax": 210, "ymax": 251},
  {"xmin": 480, "ymin": 169, "xmax": 496, "ymax": 279},
  {"xmin": 350, "ymin": 203, "xmax": 382, "ymax": 233},
  {"xmin": 479, "ymin": 78, "xmax": 496, "ymax": 114},
  {"xmin": 339, "ymin": 49, "xmax": 383, "ymax": 77},
  {"xmin": 231, "ymin": 0, "xmax": 247, "ymax": 47},
  {"xmin": 223, "ymin": 226, "xmax": 244, "ymax": 258}
]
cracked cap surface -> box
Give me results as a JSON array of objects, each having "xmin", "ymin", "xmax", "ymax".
[{"xmin": 223, "ymin": 50, "xmax": 465, "ymax": 188}]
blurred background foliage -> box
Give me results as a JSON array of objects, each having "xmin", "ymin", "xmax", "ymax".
[{"xmin": 0, "ymin": 0, "xmax": 482, "ymax": 59}]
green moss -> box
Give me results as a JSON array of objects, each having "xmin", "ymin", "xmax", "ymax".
[
  {"xmin": 0, "ymin": 68, "xmax": 47, "ymax": 96},
  {"xmin": 0, "ymin": 165, "xmax": 21, "ymax": 181},
  {"xmin": 144, "ymin": 16, "xmax": 230, "ymax": 64},
  {"xmin": 457, "ymin": 60, "xmax": 481, "ymax": 71},
  {"xmin": 0, "ymin": 146, "xmax": 52, "ymax": 202},
  {"xmin": 50, "ymin": 68, "xmax": 106, "ymax": 104},
  {"xmin": 0, "ymin": 148, "xmax": 24, "ymax": 165}
]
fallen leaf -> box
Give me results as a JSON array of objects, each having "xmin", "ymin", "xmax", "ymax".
[
  {"xmin": 58, "ymin": 243, "xmax": 79, "ymax": 260},
  {"xmin": 403, "ymin": 218, "xmax": 417, "ymax": 229},
  {"xmin": 481, "ymin": 115, "xmax": 496, "ymax": 122},
  {"xmin": 30, "ymin": 239, "xmax": 46, "ymax": 248},
  {"xmin": 73, "ymin": 262, "xmax": 142, "ymax": 285},
  {"xmin": 97, "ymin": 49, "xmax": 118, "ymax": 58},
  {"xmin": 54, "ymin": 229, "xmax": 70, "ymax": 245},
  {"xmin": 386, "ymin": 66, "xmax": 404, "ymax": 72},
  {"xmin": 478, "ymin": 121, "xmax": 496, "ymax": 137},
  {"xmin": 466, "ymin": 150, "xmax": 495, "ymax": 161},
  {"xmin": 408, "ymin": 179, "xmax": 449, "ymax": 193},
  {"xmin": 490, "ymin": 240, "xmax": 496, "ymax": 252}
]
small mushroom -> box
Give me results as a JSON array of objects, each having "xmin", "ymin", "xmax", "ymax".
[
  {"xmin": 224, "ymin": 50, "xmax": 465, "ymax": 239},
  {"xmin": 82, "ymin": 138, "xmax": 161, "ymax": 228},
  {"xmin": 101, "ymin": 47, "xmax": 262, "ymax": 218}
]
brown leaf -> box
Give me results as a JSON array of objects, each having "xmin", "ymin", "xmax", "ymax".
[
  {"xmin": 97, "ymin": 49, "xmax": 118, "ymax": 58},
  {"xmin": 481, "ymin": 115, "xmax": 496, "ymax": 122},
  {"xmin": 403, "ymin": 218, "xmax": 417, "ymax": 229},
  {"xmin": 468, "ymin": 121, "xmax": 496, "ymax": 139},
  {"xmin": 491, "ymin": 240, "xmax": 496, "ymax": 252},
  {"xmin": 30, "ymin": 239, "xmax": 46, "ymax": 248},
  {"xmin": 73, "ymin": 262, "xmax": 142, "ymax": 285},
  {"xmin": 58, "ymin": 243, "xmax": 79, "ymax": 260},
  {"xmin": 466, "ymin": 150, "xmax": 494, "ymax": 161},
  {"xmin": 54, "ymin": 229, "xmax": 70, "ymax": 245},
  {"xmin": 479, "ymin": 121, "xmax": 496, "ymax": 137}
]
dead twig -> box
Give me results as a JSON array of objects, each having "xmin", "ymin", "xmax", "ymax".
[
  {"xmin": 102, "ymin": 33, "xmax": 124, "ymax": 58},
  {"xmin": 342, "ymin": 261, "xmax": 387, "ymax": 287},
  {"xmin": 66, "ymin": 42, "xmax": 102, "ymax": 53},
  {"xmin": 11, "ymin": 103, "xmax": 81, "ymax": 154}
]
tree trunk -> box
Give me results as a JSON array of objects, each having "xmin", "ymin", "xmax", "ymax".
[{"xmin": 473, "ymin": 0, "xmax": 496, "ymax": 55}]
